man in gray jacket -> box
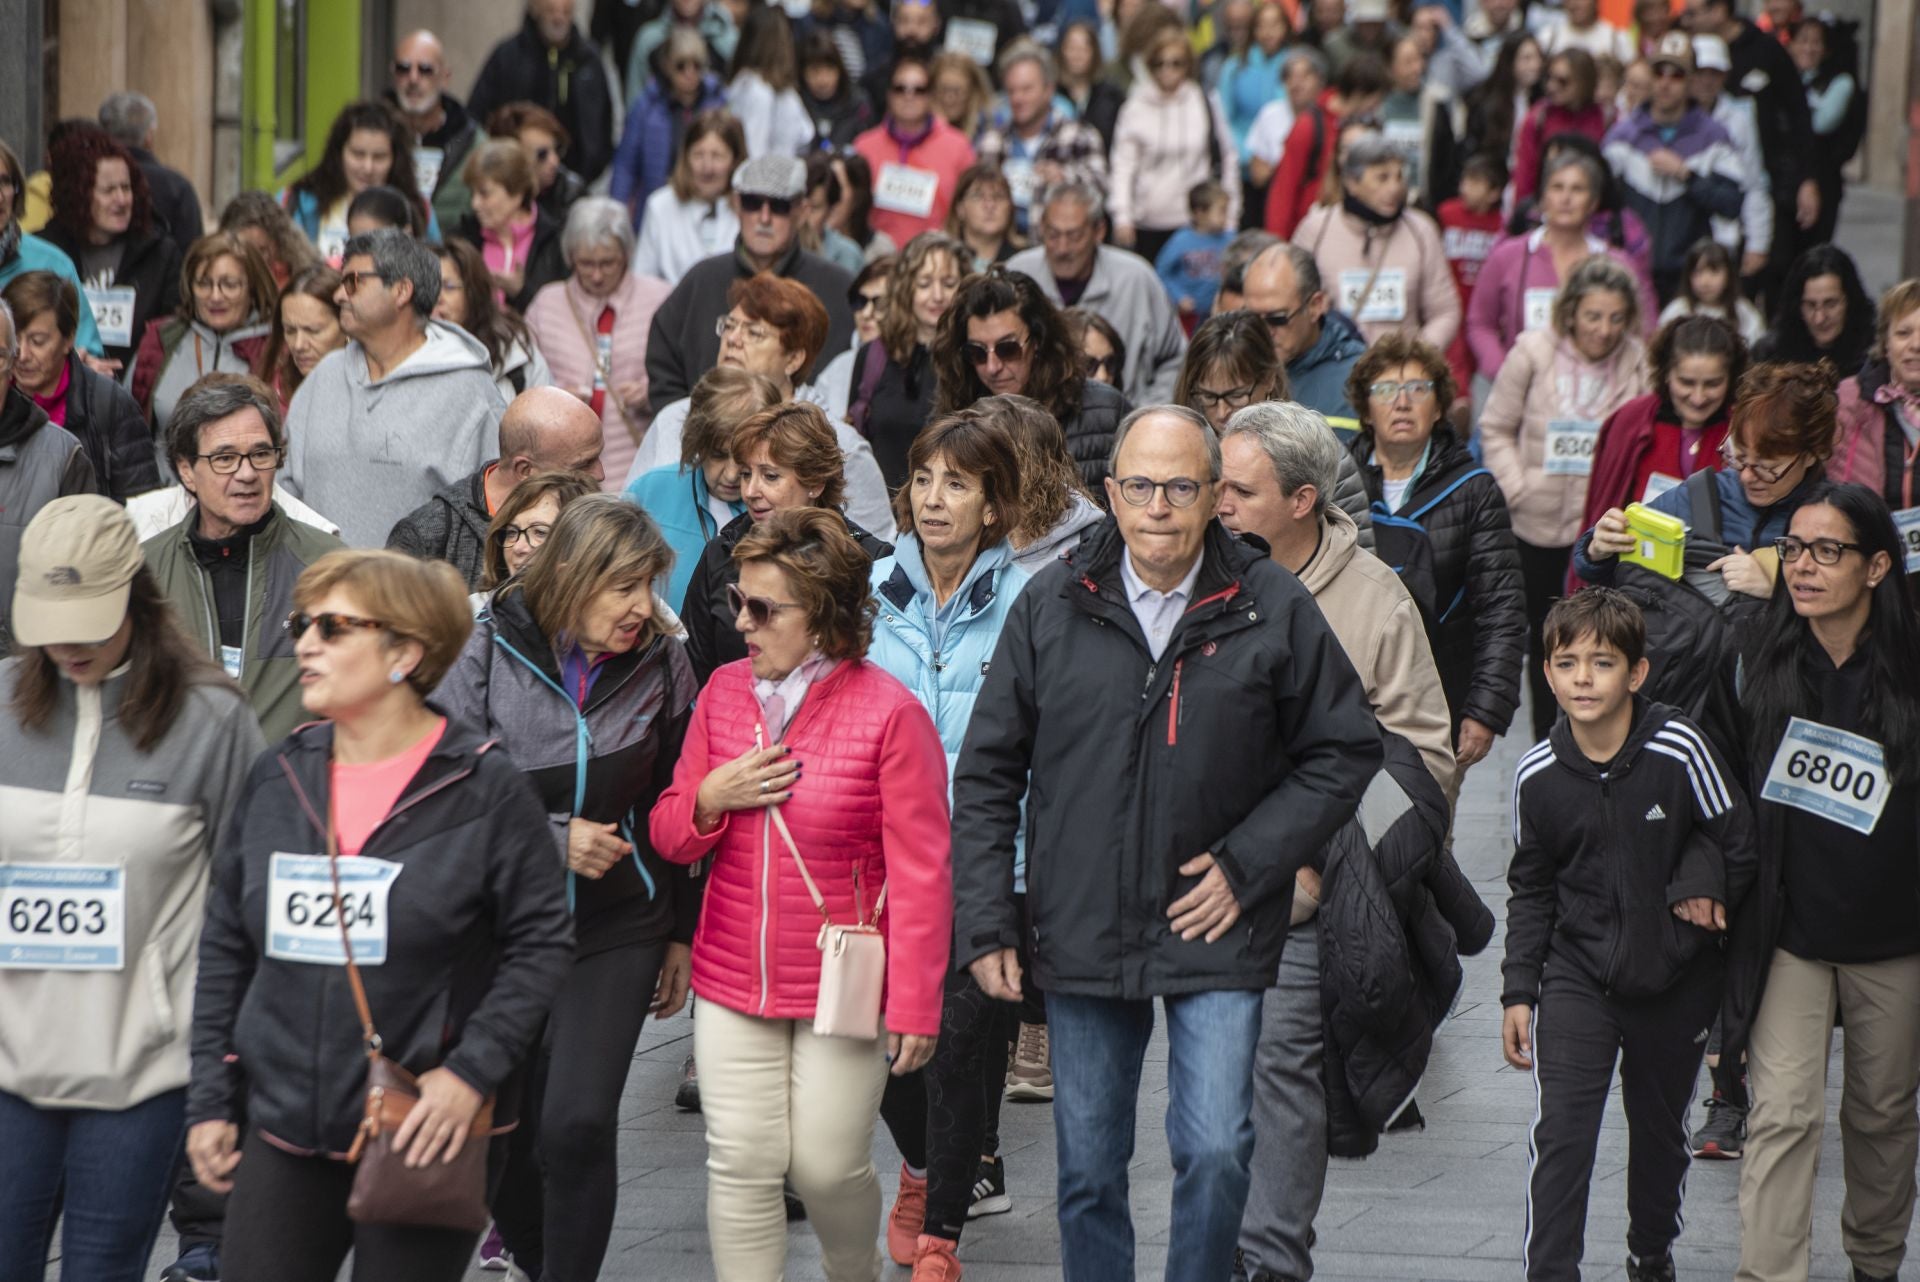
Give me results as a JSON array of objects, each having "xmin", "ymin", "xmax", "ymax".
[{"xmin": 281, "ymin": 229, "xmax": 505, "ymax": 547}]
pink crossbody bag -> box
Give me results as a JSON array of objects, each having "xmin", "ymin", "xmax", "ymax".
[{"xmin": 770, "ymin": 805, "xmax": 888, "ymax": 1040}]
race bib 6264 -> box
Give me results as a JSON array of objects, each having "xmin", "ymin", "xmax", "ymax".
[
  {"xmin": 266, "ymin": 853, "xmax": 401, "ymax": 966},
  {"xmin": 1761, "ymin": 717, "xmax": 1890, "ymax": 836}
]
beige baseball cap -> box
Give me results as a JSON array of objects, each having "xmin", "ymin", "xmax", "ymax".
[{"xmin": 11, "ymin": 495, "xmax": 144, "ymax": 646}]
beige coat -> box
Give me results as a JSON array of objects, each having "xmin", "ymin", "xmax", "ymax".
[
  {"xmin": 1480, "ymin": 328, "xmax": 1649, "ymax": 548},
  {"xmin": 1293, "ymin": 203, "xmax": 1462, "ymax": 351}
]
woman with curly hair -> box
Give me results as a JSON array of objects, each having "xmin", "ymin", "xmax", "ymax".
[
  {"xmin": 847, "ymin": 232, "xmax": 963, "ymax": 488},
  {"xmin": 217, "ymin": 189, "xmax": 320, "ymax": 291},
  {"xmin": 277, "ymin": 101, "xmax": 438, "ymax": 261},
  {"xmin": 37, "ymin": 125, "xmax": 181, "ymax": 369},
  {"xmin": 1751, "ymin": 243, "xmax": 1877, "ymax": 376},
  {"xmin": 931, "ymin": 267, "xmax": 1128, "ymax": 493}
]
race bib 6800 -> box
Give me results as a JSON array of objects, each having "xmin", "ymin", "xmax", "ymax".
[{"xmin": 1761, "ymin": 717, "xmax": 1890, "ymax": 836}]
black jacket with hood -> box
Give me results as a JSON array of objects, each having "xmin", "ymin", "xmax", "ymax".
[
  {"xmin": 951, "ymin": 517, "xmax": 1383, "ymax": 999},
  {"xmin": 60, "ymin": 351, "xmax": 161, "ymax": 502},
  {"xmin": 467, "ymin": 16, "xmax": 617, "ymax": 182},
  {"xmin": 38, "ymin": 221, "xmax": 181, "ymax": 371},
  {"xmin": 1502, "ymin": 697, "xmax": 1756, "ymax": 1008},
  {"xmin": 187, "ymin": 716, "xmax": 575, "ymax": 1155},
  {"xmin": 386, "ymin": 467, "xmax": 492, "ymax": 590},
  {"xmin": 437, "ymin": 587, "xmax": 700, "ymax": 957}
]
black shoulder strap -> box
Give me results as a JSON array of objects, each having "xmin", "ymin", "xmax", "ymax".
[
  {"xmin": 1684, "ymin": 468, "xmax": 1720, "ymax": 539},
  {"xmin": 1203, "ymin": 93, "xmax": 1223, "ymax": 180},
  {"xmin": 1305, "ymin": 106, "xmax": 1327, "ymax": 186}
]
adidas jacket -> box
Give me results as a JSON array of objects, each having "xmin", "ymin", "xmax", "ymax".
[{"xmin": 1502, "ymin": 697, "xmax": 1756, "ymax": 1006}]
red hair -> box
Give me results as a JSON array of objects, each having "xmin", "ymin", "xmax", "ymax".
[{"xmin": 48, "ymin": 126, "xmax": 152, "ymax": 240}]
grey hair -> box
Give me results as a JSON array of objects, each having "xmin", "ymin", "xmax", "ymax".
[
  {"xmin": 1108, "ymin": 404, "xmax": 1223, "ymax": 482},
  {"xmin": 1281, "ymin": 47, "xmax": 1329, "ymax": 83},
  {"xmin": 1340, "ymin": 132, "xmax": 1404, "ymax": 183},
  {"xmin": 998, "ymin": 39, "xmax": 1056, "ymax": 85},
  {"xmin": 342, "ymin": 228, "xmax": 441, "ymax": 319},
  {"xmin": 0, "ymin": 297, "xmax": 16, "ymax": 359},
  {"xmin": 165, "ymin": 374, "xmax": 286, "ymax": 466},
  {"xmin": 562, "ymin": 196, "xmax": 636, "ymax": 263},
  {"xmin": 1250, "ymin": 241, "xmax": 1323, "ymax": 303},
  {"xmin": 1552, "ymin": 254, "xmax": 1642, "ymax": 337},
  {"xmin": 1220, "ymin": 230, "xmax": 1279, "ymax": 294},
  {"xmin": 1539, "ymin": 149, "xmax": 1608, "ymax": 206},
  {"xmin": 664, "ymin": 26, "xmax": 709, "ymax": 67},
  {"xmin": 1221, "ymin": 401, "xmax": 1341, "ymax": 514},
  {"xmin": 98, "ymin": 92, "xmax": 158, "ymax": 147},
  {"xmin": 1037, "ymin": 178, "xmax": 1106, "ymax": 229}
]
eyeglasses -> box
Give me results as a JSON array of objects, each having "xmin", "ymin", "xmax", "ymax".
[
  {"xmin": 891, "ymin": 81, "xmax": 931, "ymax": 96},
  {"xmin": 193, "ymin": 276, "xmax": 249, "ymax": 296},
  {"xmin": 1258, "ymin": 308, "xmax": 1299, "ymax": 331},
  {"xmin": 1719, "ymin": 442, "xmax": 1802, "ymax": 483},
  {"xmin": 717, "ymin": 315, "xmax": 776, "ymax": 343},
  {"xmin": 284, "ymin": 611, "xmax": 389, "ymax": 642},
  {"xmin": 1368, "ymin": 379, "xmax": 1437, "ymax": 401},
  {"xmin": 964, "ymin": 334, "xmax": 1028, "ymax": 366},
  {"xmin": 727, "ymin": 583, "xmax": 808, "ymax": 627},
  {"xmin": 1653, "ymin": 64, "xmax": 1689, "ymax": 80},
  {"xmin": 1084, "ymin": 353, "xmax": 1117, "ymax": 378},
  {"xmin": 393, "ymin": 59, "xmax": 438, "ymax": 77},
  {"xmin": 1192, "ymin": 384, "xmax": 1258, "ymax": 411},
  {"xmin": 1774, "ymin": 536, "xmax": 1864, "ymax": 566},
  {"xmin": 493, "ymin": 521, "xmax": 553, "ymax": 549},
  {"xmin": 738, "ymin": 193, "xmax": 794, "ymax": 217},
  {"xmin": 850, "ymin": 290, "xmax": 885, "ymax": 313},
  {"xmin": 965, "ymin": 186, "xmax": 1009, "ymax": 204},
  {"xmin": 195, "ymin": 445, "xmax": 285, "ymax": 474},
  {"xmin": 1115, "ymin": 476, "xmax": 1208, "ymax": 507},
  {"xmin": 338, "ymin": 270, "xmax": 387, "ymax": 296}
]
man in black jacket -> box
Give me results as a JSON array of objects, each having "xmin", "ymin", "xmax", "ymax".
[
  {"xmin": 952, "ymin": 406, "xmax": 1382, "ymax": 1282},
  {"xmin": 386, "ymin": 385, "xmax": 605, "ymax": 589},
  {"xmin": 388, "ymin": 30, "xmax": 484, "ymax": 235},
  {"xmin": 470, "ymin": 0, "xmax": 617, "ymax": 183}
]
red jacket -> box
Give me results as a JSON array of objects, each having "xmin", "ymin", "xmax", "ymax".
[
  {"xmin": 1265, "ymin": 93, "xmax": 1338, "ymax": 239},
  {"xmin": 1571, "ymin": 391, "xmax": 1728, "ymax": 589},
  {"xmin": 1512, "ymin": 101, "xmax": 1610, "ymax": 205},
  {"xmin": 649, "ymin": 658, "xmax": 953, "ymax": 1035}
]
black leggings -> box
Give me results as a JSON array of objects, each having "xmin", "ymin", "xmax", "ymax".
[
  {"xmin": 923, "ymin": 971, "xmax": 1023, "ymax": 1241},
  {"xmin": 1516, "ymin": 539, "xmax": 1573, "ymax": 742},
  {"xmin": 490, "ymin": 938, "xmax": 667, "ymax": 1282},
  {"xmin": 220, "ymin": 1129, "xmax": 488, "ymax": 1282}
]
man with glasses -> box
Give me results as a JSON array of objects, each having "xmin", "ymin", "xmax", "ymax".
[
  {"xmin": 644, "ymin": 155, "xmax": 856, "ymax": 411},
  {"xmin": 1601, "ymin": 33, "xmax": 1745, "ymax": 304},
  {"xmin": 1006, "ymin": 180, "xmax": 1188, "ymax": 404},
  {"xmin": 282, "ymin": 229, "xmax": 506, "ymax": 548},
  {"xmin": 387, "ymin": 385, "xmax": 606, "ymax": 590},
  {"xmin": 1240, "ymin": 242, "xmax": 1369, "ymax": 435},
  {"xmin": 954, "ymin": 404, "xmax": 1380, "ymax": 1282},
  {"xmin": 144, "ymin": 374, "xmax": 342, "ymax": 741},
  {"xmin": 384, "ymin": 30, "xmax": 482, "ymax": 234}
]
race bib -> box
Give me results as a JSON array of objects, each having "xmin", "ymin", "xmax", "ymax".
[
  {"xmin": 1893, "ymin": 506, "xmax": 1920, "ymax": 575},
  {"xmin": 1762, "ymin": 717, "xmax": 1890, "ymax": 836},
  {"xmin": 0, "ymin": 864, "xmax": 125, "ymax": 970},
  {"xmin": 1523, "ymin": 286, "xmax": 1557, "ymax": 334},
  {"xmin": 220, "ymin": 644, "xmax": 244, "ymax": 681},
  {"xmin": 945, "ymin": 16, "xmax": 998, "ymax": 64},
  {"xmin": 874, "ymin": 164, "xmax": 939, "ymax": 219},
  {"xmin": 266, "ymin": 853, "xmax": 402, "ymax": 966},
  {"xmin": 1003, "ymin": 156, "xmax": 1039, "ymax": 210},
  {"xmin": 316, "ymin": 223, "xmax": 349, "ymax": 266},
  {"xmin": 1642, "ymin": 472, "xmax": 1682, "ymax": 504},
  {"xmin": 85, "ymin": 285, "xmax": 136, "ymax": 349},
  {"xmin": 1339, "ymin": 268, "xmax": 1408, "ymax": 324},
  {"xmin": 1543, "ymin": 419, "xmax": 1600, "ymax": 477},
  {"xmin": 413, "ymin": 146, "xmax": 445, "ymax": 200},
  {"xmin": 593, "ymin": 332, "xmax": 613, "ymax": 391}
]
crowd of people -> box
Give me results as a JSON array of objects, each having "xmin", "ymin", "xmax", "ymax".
[{"xmin": 0, "ymin": 0, "xmax": 1915, "ymax": 1280}]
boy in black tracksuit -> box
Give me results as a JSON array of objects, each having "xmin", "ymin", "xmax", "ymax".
[{"xmin": 1501, "ymin": 589, "xmax": 1757, "ymax": 1282}]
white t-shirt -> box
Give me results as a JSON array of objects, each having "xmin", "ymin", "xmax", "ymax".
[
  {"xmin": 1245, "ymin": 99, "xmax": 1298, "ymax": 168},
  {"xmin": 1382, "ymin": 476, "xmax": 1414, "ymax": 514}
]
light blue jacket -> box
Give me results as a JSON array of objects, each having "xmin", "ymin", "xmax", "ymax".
[
  {"xmin": 626, "ymin": 461, "xmax": 744, "ymax": 609},
  {"xmin": 869, "ymin": 535, "xmax": 1030, "ymax": 890},
  {"xmin": 1, "ymin": 234, "xmax": 104, "ymax": 356}
]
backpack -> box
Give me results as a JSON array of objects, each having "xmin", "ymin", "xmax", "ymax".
[
  {"xmin": 1369, "ymin": 465, "xmax": 1491, "ymax": 632},
  {"xmin": 1611, "ymin": 469, "xmax": 1765, "ymax": 723}
]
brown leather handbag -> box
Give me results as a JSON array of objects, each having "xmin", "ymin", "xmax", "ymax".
[{"xmin": 323, "ymin": 818, "xmax": 497, "ymax": 1233}]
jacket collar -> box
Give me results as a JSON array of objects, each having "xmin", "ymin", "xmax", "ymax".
[
  {"xmin": 277, "ymin": 710, "xmax": 498, "ymax": 841},
  {"xmin": 484, "ymin": 583, "xmax": 665, "ymax": 715},
  {"xmin": 1065, "ymin": 516, "xmax": 1259, "ymax": 617},
  {"xmin": 878, "ymin": 534, "xmax": 1012, "ymax": 619},
  {"xmin": 1546, "ymin": 693, "xmax": 1672, "ymax": 777},
  {"xmin": 0, "ymin": 384, "xmax": 49, "ymax": 452},
  {"xmin": 734, "ymin": 238, "xmax": 802, "ymax": 280}
]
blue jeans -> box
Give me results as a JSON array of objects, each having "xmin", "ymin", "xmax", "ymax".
[
  {"xmin": 1046, "ymin": 988, "xmax": 1263, "ymax": 1282},
  {"xmin": 0, "ymin": 1085, "xmax": 187, "ymax": 1282}
]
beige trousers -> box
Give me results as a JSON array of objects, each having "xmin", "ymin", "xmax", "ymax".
[
  {"xmin": 693, "ymin": 997, "xmax": 891, "ymax": 1282},
  {"xmin": 1736, "ymin": 948, "xmax": 1920, "ymax": 1282}
]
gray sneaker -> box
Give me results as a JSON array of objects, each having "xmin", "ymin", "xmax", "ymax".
[
  {"xmin": 674, "ymin": 1053, "xmax": 701, "ymax": 1112},
  {"xmin": 1691, "ymin": 1092, "xmax": 1745, "ymax": 1160}
]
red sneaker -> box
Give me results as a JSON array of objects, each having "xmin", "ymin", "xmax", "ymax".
[
  {"xmin": 910, "ymin": 1234, "xmax": 964, "ymax": 1280},
  {"xmin": 887, "ymin": 1164, "xmax": 928, "ymax": 1266}
]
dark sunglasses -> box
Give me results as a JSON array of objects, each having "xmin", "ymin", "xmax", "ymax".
[
  {"xmin": 726, "ymin": 583, "xmax": 807, "ymax": 628},
  {"xmin": 393, "ymin": 60, "xmax": 438, "ymax": 77},
  {"xmin": 891, "ymin": 81, "xmax": 930, "ymax": 96},
  {"xmin": 672, "ymin": 58, "xmax": 704, "ymax": 72},
  {"xmin": 283, "ymin": 611, "xmax": 388, "ymax": 642},
  {"xmin": 965, "ymin": 335, "xmax": 1028, "ymax": 366},
  {"xmin": 1084, "ymin": 353, "xmax": 1116, "ymax": 377},
  {"xmin": 1258, "ymin": 308, "xmax": 1297, "ymax": 330},
  {"xmin": 739, "ymin": 193, "xmax": 794, "ymax": 217},
  {"xmin": 849, "ymin": 290, "xmax": 885, "ymax": 312}
]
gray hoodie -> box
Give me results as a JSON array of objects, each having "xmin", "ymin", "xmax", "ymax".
[
  {"xmin": 1010, "ymin": 491, "xmax": 1105, "ymax": 573},
  {"xmin": 282, "ymin": 320, "xmax": 505, "ymax": 547}
]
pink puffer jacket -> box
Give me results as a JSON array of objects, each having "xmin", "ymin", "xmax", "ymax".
[{"xmin": 649, "ymin": 658, "xmax": 953, "ymax": 1036}]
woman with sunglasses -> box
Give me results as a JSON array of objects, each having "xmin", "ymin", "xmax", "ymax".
[
  {"xmin": 631, "ymin": 110, "xmax": 745, "ymax": 284},
  {"xmin": 930, "ymin": 267, "xmax": 1128, "ymax": 493},
  {"xmin": 128, "ymin": 231, "xmax": 278, "ymax": 445},
  {"xmin": 1576, "ymin": 361, "xmax": 1839, "ymax": 605},
  {"xmin": 186, "ymin": 549, "xmax": 573, "ymax": 1282},
  {"xmin": 944, "ymin": 163, "xmax": 1020, "ymax": 274},
  {"xmin": 1511, "ymin": 50, "xmax": 1607, "ymax": 207},
  {"xmin": 611, "ymin": 29, "xmax": 729, "ymax": 234},
  {"xmin": 439, "ymin": 496, "xmax": 698, "ymax": 1282},
  {"xmin": 814, "ymin": 255, "xmax": 893, "ymax": 424},
  {"xmin": 1347, "ymin": 332, "xmax": 1526, "ymax": 780},
  {"xmin": 847, "ymin": 231, "xmax": 962, "ymax": 489},
  {"xmin": 679, "ymin": 402, "xmax": 893, "ymax": 685},
  {"xmin": 852, "ymin": 51, "xmax": 978, "ymax": 248},
  {"xmin": 0, "ymin": 496, "xmax": 262, "ymax": 1282},
  {"xmin": 470, "ymin": 469, "xmax": 600, "ymax": 612},
  {"xmin": 652, "ymin": 504, "xmax": 951, "ymax": 1281},
  {"xmin": 1110, "ymin": 28, "xmax": 1241, "ymax": 266},
  {"xmin": 1709, "ymin": 482, "xmax": 1920, "ymax": 1282},
  {"xmin": 485, "ymin": 101, "xmax": 590, "ymax": 225},
  {"xmin": 1062, "ymin": 307, "xmax": 1126, "ymax": 391}
]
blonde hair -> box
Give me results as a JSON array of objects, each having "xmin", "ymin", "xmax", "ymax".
[
  {"xmin": 880, "ymin": 232, "xmax": 964, "ymax": 365},
  {"xmin": 514, "ymin": 494, "xmax": 677, "ymax": 647},
  {"xmin": 293, "ymin": 550, "xmax": 473, "ymax": 695}
]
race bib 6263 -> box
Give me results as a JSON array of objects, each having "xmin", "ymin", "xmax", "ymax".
[{"xmin": 0, "ymin": 864, "xmax": 125, "ymax": 970}]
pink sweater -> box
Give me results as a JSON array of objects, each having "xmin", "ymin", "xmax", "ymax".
[
  {"xmin": 648, "ymin": 658, "xmax": 953, "ymax": 1036},
  {"xmin": 524, "ymin": 272, "xmax": 672, "ymax": 489},
  {"xmin": 1109, "ymin": 80, "xmax": 1241, "ymax": 232},
  {"xmin": 1465, "ymin": 229, "xmax": 1659, "ymax": 383},
  {"xmin": 853, "ymin": 117, "xmax": 977, "ymax": 247},
  {"xmin": 1292, "ymin": 204, "xmax": 1461, "ymax": 350}
]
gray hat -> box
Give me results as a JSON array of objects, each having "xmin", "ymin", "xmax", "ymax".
[{"xmin": 733, "ymin": 155, "xmax": 807, "ymax": 202}]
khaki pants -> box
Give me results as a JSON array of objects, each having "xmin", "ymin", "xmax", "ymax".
[
  {"xmin": 693, "ymin": 997, "xmax": 891, "ymax": 1282},
  {"xmin": 1736, "ymin": 949, "xmax": 1920, "ymax": 1282}
]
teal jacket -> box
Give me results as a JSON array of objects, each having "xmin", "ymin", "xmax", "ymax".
[
  {"xmin": 0, "ymin": 233, "xmax": 104, "ymax": 356},
  {"xmin": 625, "ymin": 462, "xmax": 744, "ymax": 609}
]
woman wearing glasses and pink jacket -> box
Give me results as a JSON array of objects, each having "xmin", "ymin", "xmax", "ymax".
[{"xmin": 651, "ymin": 504, "xmax": 951, "ymax": 1282}]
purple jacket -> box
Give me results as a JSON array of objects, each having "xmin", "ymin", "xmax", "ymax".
[{"xmin": 1464, "ymin": 228, "xmax": 1659, "ymax": 383}]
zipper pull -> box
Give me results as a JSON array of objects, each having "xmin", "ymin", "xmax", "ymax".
[{"xmin": 1141, "ymin": 661, "xmax": 1158, "ymax": 699}]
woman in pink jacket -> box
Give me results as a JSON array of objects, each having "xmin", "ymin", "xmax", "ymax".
[
  {"xmin": 524, "ymin": 197, "xmax": 673, "ymax": 488},
  {"xmin": 1109, "ymin": 26, "xmax": 1241, "ymax": 265},
  {"xmin": 853, "ymin": 51, "xmax": 978, "ymax": 249},
  {"xmin": 650, "ymin": 505, "xmax": 952, "ymax": 1282}
]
